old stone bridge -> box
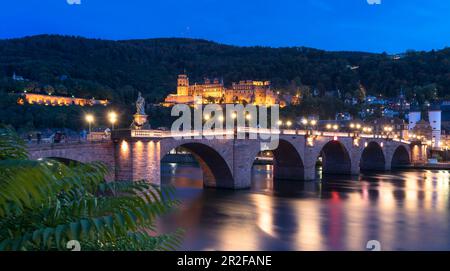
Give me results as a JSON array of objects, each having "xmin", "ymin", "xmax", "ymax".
[{"xmin": 27, "ymin": 129, "xmax": 426, "ymax": 189}]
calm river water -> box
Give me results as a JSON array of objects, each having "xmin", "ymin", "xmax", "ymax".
[{"xmin": 158, "ymin": 163, "xmax": 450, "ymax": 251}]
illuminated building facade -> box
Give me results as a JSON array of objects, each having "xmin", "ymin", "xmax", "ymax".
[
  {"xmin": 18, "ymin": 93, "xmax": 109, "ymax": 107},
  {"xmin": 164, "ymin": 74, "xmax": 280, "ymax": 106},
  {"xmin": 407, "ymin": 102, "xmax": 445, "ymax": 150},
  {"xmin": 371, "ymin": 117, "xmax": 409, "ymax": 139}
]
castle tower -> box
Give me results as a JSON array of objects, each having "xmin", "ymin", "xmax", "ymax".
[
  {"xmin": 177, "ymin": 74, "xmax": 189, "ymax": 96},
  {"xmin": 428, "ymin": 103, "xmax": 442, "ymax": 149},
  {"xmin": 408, "ymin": 104, "xmax": 421, "ymax": 130}
]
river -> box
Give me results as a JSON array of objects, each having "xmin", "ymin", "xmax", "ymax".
[{"xmin": 158, "ymin": 163, "xmax": 450, "ymax": 251}]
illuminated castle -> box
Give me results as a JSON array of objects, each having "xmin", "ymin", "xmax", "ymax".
[{"xmin": 164, "ymin": 74, "xmax": 280, "ymax": 106}]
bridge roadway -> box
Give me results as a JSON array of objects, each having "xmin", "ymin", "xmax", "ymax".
[{"xmin": 27, "ymin": 128, "xmax": 426, "ymax": 189}]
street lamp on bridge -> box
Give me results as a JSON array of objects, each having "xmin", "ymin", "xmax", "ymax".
[
  {"xmin": 349, "ymin": 122, "xmax": 365, "ymax": 147},
  {"xmin": 286, "ymin": 120, "xmax": 292, "ymax": 128},
  {"xmin": 108, "ymin": 111, "xmax": 118, "ymax": 130},
  {"xmin": 301, "ymin": 118, "xmax": 318, "ymax": 146},
  {"xmin": 85, "ymin": 114, "xmax": 94, "ymax": 133},
  {"xmin": 301, "ymin": 118, "xmax": 317, "ymax": 135},
  {"xmin": 325, "ymin": 123, "xmax": 340, "ymax": 131},
  {"xmin": 383, "ymin": 126, "xmax": 394, "ymax": 140}
]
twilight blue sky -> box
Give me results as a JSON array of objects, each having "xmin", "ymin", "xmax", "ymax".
[{"xmin": 0, "ymin": 0, "xmax": 449, "ymax": 53}]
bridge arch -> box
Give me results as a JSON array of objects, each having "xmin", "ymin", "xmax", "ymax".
[
  {"xmin": 391, "ymin": 145, "xmax": 411, "ymax": 168},
  {"xmin": 252, "ymin": 138, "xmax": 305, "ymax": 180},
  {"xmin": 43, "ymin": 156, "xmax": 84, "ymax": 165},
  {"xmin": 360, "ymin": 142, "xmax": 386, "ymax": 171},
  {"xmin": 272, "ymin": 139, "xmax": 305, "ymax": 180},
  {"xmin": 27, "ymin": 142, "xmax": 115, "ymax": 180},
  {"xmin": 28, "ymin": 149, "xmax": 94, "ymax": 164},
  {"xmin": 160, "ymin": 140, "xmax": 234, "ymax": 188},
  {"xmin": 316, "ymin": 140, "xmax": 352, "ymax": 175}
]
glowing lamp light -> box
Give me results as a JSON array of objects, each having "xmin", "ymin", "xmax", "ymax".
[
  {"xmin": 245, "ymin": 114, "xmax": 252, "ymax": 120},
  {"xmin": 204, "ymin": 114, "xmax": 211, "ymax": 121},
  {"xmin": 85, "ymin": 114, "xmax": 94, "ymax": 133},
  {"xmin": 121, "ymin": 140, "xmax": 129, "ymax": 153},
  {"xmin": 326, "ymin": 124, "xmax": 332, "ymax": 130},
  {"xmin": 383, "ymin": 126, "xmax": 393, "ymax": 132},
  {"xmin": 85, "ymin": 114, "xmax": 94, "ymax": 123},
  {"xmin": 108, "ymin": 111, "xmax": 118, "ymax": 130},
  {"xmin": 231, "ymin": 112, "xmax": 237, "ymax": 119},
  {"xmin": 310, "ymin": 120, "xmax": 317, "ymax": 126},
  {"xmin": 350, "ymin": 123, "xmax": 355, "ymax": 129},
  {"xmin": 286, "ymin": 120, "xmax": 292, "ymax": 127},
  {"xmin": 333, "ymin": 136, "xmax": 338, "ymax": 141},
  {"xmin": 108, "ymin": 111, "xmax": 117, "ymax": 122},
  {"xmin": 333, "ymin": 125, "xmax": 339, "ymax": 130},
  {"xmin": 277, "ymin": 120, "xmax": 283, "ymax": 126},
  {"xmin": 301, "ymin": 118, "xmax": 308, "ymax": 125},
  {"xmin": 218, "ymin": 115, "xmax": 224, "ymax": 122}
]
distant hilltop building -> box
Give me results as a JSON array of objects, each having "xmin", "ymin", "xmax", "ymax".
[
  {"xmin": 12, "ymin": 72, "xmax": 27, "ymax": 81},
  {"xmin": 164, "ymin": 74, "xmax": 282, "ymax": 106},
  {"xmin": 18, "ymin": 93, "xmax": 109, "ymax": 107}
]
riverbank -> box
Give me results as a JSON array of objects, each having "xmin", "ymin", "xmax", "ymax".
[{"xmin": 408, "ymin": 163, "xmax": 450, "ymax": 170}]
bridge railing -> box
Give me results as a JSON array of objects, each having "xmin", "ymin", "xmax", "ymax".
[
  {"xmin": 26, "ymin": 132, "xmax": 111, "ymax": 146},
  {"xmin": 87, "ymin": 132, "xmax": 111, "ymax": 141},
  {"xmin": 110, "ymin": 128, "xmax": 411, "ymax": 144},
  {"xmin": 26, "ymin": 138, "xmax": 104, "ymax": 147}
]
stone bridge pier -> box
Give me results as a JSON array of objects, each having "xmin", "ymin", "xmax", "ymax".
[{"xmin": 114, "ymin": 137, "xmax": 262, "ymax": 189}]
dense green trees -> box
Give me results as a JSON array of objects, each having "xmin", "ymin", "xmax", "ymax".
[
  {"xmin": 0, "ymin": 126, "xmax": 182, "ymax": 251},
  {"xmin": 2, "ymin": 35, "xmax": 450, "ymax": 100},
  {"xmin": 1, "ymin": 35, "xmax": 449, "ymax": 130}
]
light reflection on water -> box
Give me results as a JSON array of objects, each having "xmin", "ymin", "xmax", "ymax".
[{"xmin": 158, "ymin": 164, "xmax": 450, "ymax": 251}]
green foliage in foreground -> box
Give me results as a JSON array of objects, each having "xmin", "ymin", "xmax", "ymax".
[{"xmin": 0, "ymin": 126, "xmax": 182, "ymax": 251}]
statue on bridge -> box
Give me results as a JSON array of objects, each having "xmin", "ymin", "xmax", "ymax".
[
  {"xmin": 136, "ymin": 92, "xmax": 146, "ymax": 115},
  {"xmin": 131, "ymin": 92, "xmax": 150, "ymax": 130}
]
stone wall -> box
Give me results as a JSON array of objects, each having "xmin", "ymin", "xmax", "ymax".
[{"xmin": 28, "ymin": 141, "xmax": 115, "ymax": 180}]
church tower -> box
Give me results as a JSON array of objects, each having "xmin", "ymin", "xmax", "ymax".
[
  {"xmin": 408, "ymin": 102, "xmax": 421, "ymax": 130},
  {"xmin": 177, "ymin": 74, "xmax": 189, "ymax": 96}
]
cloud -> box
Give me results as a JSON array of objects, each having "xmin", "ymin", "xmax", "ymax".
[
  {"xmin": 367, "ymin": 0, "xmax": 381, "ymax": 4},
  {"xmin": 67, "ymin": 0, "xmax": 81, "ymax": 5}
]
